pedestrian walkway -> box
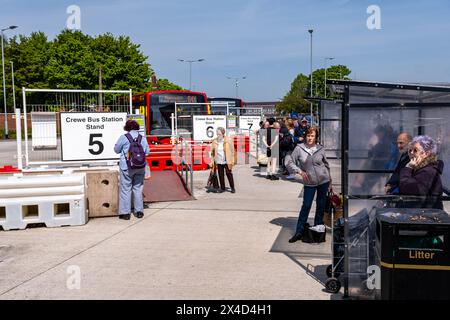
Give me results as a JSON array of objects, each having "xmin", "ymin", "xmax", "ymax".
[
  {"xmin": 143, "ymin": 171, "xmax": 193, "ymax": 203},
  {"xmin": 0, "ymin": 158, "xmax": 342, "ymax": 300}
]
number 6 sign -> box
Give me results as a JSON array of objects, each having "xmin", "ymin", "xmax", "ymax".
[
  {"xmin": 60, "ymin": 112, "xmax": 127, "ymax": 161},
  {"xmin": 193, "ymin": 115, "xmax": 227, "ymax": 141}
]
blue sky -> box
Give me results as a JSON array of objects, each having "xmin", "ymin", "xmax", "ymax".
[{"xmin": 1, "ymin": 0, "xmax": 450, "ymax": 101}]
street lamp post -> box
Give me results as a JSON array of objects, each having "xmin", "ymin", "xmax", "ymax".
[
  {"xmin": 308, "ymin": 29, "xmax": 313, "ymax": 123},
  {"xmin": 10, "ymin": 61, "xmax": 16, "ymax": 110},
  {"xmin": 324, "ymin": 57, "xmax": 335, "ymax": 99},
  {"xmin": 178, "ymin": 58, "xmax": 205, "ymax": 90},
  {"xmin": 1, "ymin": 25, "xmax": 18, "ymax": 139},
  {"xmin": 226, "ymin": 76, "xmax": 246, "ymax": 98}
]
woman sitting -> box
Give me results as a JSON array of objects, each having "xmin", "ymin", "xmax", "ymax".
[{"xmin": 399, "ymin": 135, "xmax": 444, "ymax": 209}]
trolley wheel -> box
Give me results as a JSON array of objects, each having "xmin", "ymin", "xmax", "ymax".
[
  {"xmin": 325, "ymin": 278, "xmax": 341, "ymax": 294},
  {"xmin": 326, "ymin": 264, "xmax": 340, "ymax": 278}
]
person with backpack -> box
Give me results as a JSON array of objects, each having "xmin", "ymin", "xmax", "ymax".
[{"xmin": 114, "ymin": 120, "xmax": 150, "ymax": 220}]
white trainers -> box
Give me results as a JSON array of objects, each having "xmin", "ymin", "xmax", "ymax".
[{"xmin": 310, "ymin": 224, "xmax": 326, "ymax": 233}]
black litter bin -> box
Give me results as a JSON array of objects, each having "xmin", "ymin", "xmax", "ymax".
[{"xmin": 376, "ymin": 208, "xmax": 450, "ymax": 300}]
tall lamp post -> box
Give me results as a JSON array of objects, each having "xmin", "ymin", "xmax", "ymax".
[
  {"xmin": 10, "ymin": 61, "xmax": 16, "ymax": 110},
  {"xmin": 226, "ymin": 76, "xmax": 246, "ymax": 98},
  {"xmin": 324, "ymin": 57, "xmax": 335, "ymax": 99},
  {"xmin": 308, "ymin": 29, "xmax": 313, "ymax": 124},
  {"xmin": 178, "ymin": 58, "xmax": 205, "ymax": 90},
  {"xmin": 1, "ymin": 25, "xmax": 18, "ymax": 139}
]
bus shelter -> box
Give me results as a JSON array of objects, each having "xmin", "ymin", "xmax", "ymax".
[
  {"xmin": 306, "ymin": 98, "xmax": 342, "ymax": 160},
  {"xmin": 327, "ymin": 80, "xmax": 450, "ymax": 299}
]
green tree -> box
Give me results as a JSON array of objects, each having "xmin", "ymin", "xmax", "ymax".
[
  {"xmin": 1, "ymin": 29, "xmax": 183, "ymax": 111},
  {"xmin": 276, "ymin": 73, "xmax": 310, "ymax": 114},
  {"xmin": 277, "ymin": 65, "xmax": 351, "ymax": 114},
  {"xmin": 3, "ymin": 32, "xmax": 51, "ymax": 108},
  {"xmin": 156, "ymin": 78, "xmax": 184, "ymax": 90},
  {"xmin": 44, "ymin": 30, "xmax": 96, "ymax": 89}
]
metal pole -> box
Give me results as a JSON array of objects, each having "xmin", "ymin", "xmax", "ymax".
[
  {"xmin": 324, "ymin": 60, "xmax": 328, "ymax": 99},
  {"xmin": 10, "ymin": 61, "xmax": 15, "ymax": 110},
  {"xmin": 129, "ymin": 89, "xmax": 132, "ymax": 114},
  {"xmin": 22, "ymin": 87, "xmax": 29, "ymax": 167},
  {"xmin": 15, "ymin": 108, "xmax": 22, "ymax": 169},
  {"xmin": 236, "ymin": 79, "xmax": 238, "ymax": 98},
  {"xmin": 1, "ymin": 31, "xmax": 8, "ymax": 139},
  {"xmin": 309, "ymin": 29, "xmax": 313, "ymax": 123},
  {"xmin": 11, "ymin": 61, "xmax": 21, "ymax": 168},
  {"xmin": 171, "ymin": 112, "xmax": 175, "ymax": 145},
  {"xmin": 189, "ymin": 62, "xmax": 192, "ymax": 90},
  {"xmin": 324, "ymin": 57, "xmax": 334, "ymax": 99}
]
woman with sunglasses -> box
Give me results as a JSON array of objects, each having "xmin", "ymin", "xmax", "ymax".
[{"xmin": 399, "ymin": 135, "xmax": 444, "ymax": 209}]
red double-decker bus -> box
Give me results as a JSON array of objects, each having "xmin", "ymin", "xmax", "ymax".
[{"xmin": 133, "ymin": 90, "xmax": 208, "ymax": 144}]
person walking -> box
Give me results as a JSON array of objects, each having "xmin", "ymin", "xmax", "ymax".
[
  {"xmin": 210, "ymin": 127, "xmax": 236, "ymax": 193},
  {"xmin": 285, "ymin": 127, "xmax": 332, "ymax": 243},
  {"xmin": 114, "ymin": 120, "xmax": 150, "ymax": 220}
]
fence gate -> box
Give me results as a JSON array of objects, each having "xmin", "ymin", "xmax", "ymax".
[{"xmin": 22, "ymin": 88, "xmax": 132, "ymax": 167}]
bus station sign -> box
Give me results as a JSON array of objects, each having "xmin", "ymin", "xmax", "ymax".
[
  {"xmin": 60, "ymin": 112, "xmax": 127, "ymax": 161},
  {"xmin": 193, "ymin": 115, "xmax": 227, "ymax": 141}
]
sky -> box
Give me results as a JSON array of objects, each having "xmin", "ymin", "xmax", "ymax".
[{"xmin": 1, "ymin": 0, "xmax": 450, "ymax": 101}]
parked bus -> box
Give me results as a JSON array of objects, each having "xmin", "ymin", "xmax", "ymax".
[
  {"xmin": 208, "ymin": 97, "xmax": 245, "ymax": 115},
  {"xmin": 133, "ymin": 90, "xmax": 209, "ymax": 144}
]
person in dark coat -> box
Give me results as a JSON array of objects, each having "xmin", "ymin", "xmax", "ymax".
[
  {"xmin": 385, "ymin": 132, "xmax": 412, "ymax": 194},
  {"xmin": 399, "ymin": 135, "xmax": 444, "ymax": 209}
]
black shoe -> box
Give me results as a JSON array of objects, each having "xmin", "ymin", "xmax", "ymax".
[
  {"xmin": 288, "ymin": 233, "xmax": 302, "ymax": 243},
  {"xmin": 133, "ymin": 211, "xmax": 144, "ymax": 218},
  {"xmin": 119, "ymin": 214, "xmax": 130, "ymax": 220},
  {"xmin": 217, "ymin": 189, "xmax": 225, "ymax": 193},
  {"xmin": 231, "ymin": 189, "xmax": 236, "ymax": 193},
  {"xmin": 271, "ymin": 175, "xmax": 279, "ymax": 180},
  {"xmin": 266, "ymin": 175, "xmax": 272, "ymax": 179}
]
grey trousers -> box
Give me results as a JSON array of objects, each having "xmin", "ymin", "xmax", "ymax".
[{"xmin": 119, "ymin": 168, "xmax": 145, "ymax": 215}]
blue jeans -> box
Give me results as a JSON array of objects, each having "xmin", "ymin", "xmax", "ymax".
[
  {"xmin": 295, "ymin": 182, "xmax": 329, "ymax": 235},
  {"xmin": 119, "ymin": 168, "xmax": 145, "ymax": 215}
]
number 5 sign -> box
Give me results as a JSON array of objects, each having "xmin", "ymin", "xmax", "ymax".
[
  {"xmin": 60, "ymin": 112, "xmax": 127, "ymax": 161},
  {"xmin": 193, "ymin": 115, "xmax": 227, "ymax": 141}
]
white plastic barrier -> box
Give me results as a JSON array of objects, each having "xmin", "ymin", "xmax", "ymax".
[{"xmin": 0, "ymin": 174, "xmax": 87, "ymax": 231}]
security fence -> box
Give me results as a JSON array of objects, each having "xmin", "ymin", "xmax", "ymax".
[{"xmin": 21, "ymin": 88, "xmax": 132, "ymax": 167}]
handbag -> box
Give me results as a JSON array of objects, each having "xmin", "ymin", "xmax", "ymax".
[
  {"xmin": 323, "ymin": 187, "xmax": 343, "ymax": 228},
  {"xmin": 206, "ymin": 164, "xmax": 219, "ymax": 190},
  {"xmin": 257, "ymin": 153, "xmax": 268, "ymax": 165},
  {"xmin": 301, "ymin": 223, "xmax": 326, "ymax": 243}
]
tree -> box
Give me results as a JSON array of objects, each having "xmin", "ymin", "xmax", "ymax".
[
  {"xmin": 276, "ymin": 73, "xmax": 310, "ymax": 114},
  {"xmin": 1, "ymin": 30, "xmax": 183, "ymax": 111},
  {"xmin": 156, "ymin": 78, "xmax": 184, "ymax": 91},
  {"xmin": 277, "ymin": 65, "xmax": 352, "ymax": 114},
  {"xmin": 3, "ymin": 32, "xmax": 51, "ymax": 108}
]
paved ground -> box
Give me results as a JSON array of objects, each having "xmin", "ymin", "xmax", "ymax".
[{"xmin": 0, "ymin": 156, "xmax": 342, "ymax": 300}]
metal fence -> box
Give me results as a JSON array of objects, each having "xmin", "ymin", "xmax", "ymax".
[{"xmin": 21, "ymin": 88, "xmax": 132, "ymax": 167}]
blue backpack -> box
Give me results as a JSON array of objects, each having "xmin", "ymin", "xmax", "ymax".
[{"xmin": 125, "ymin": 133, "xmax": 146, "ymax": 169}]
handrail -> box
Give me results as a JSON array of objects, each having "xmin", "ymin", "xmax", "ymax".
[{"xmin": 175, "ymin": 138, "xmax": 194, "ymax": 197}]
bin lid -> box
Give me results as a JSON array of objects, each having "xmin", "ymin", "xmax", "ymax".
[{"xmin": 376, "ymin": 208, "xmax": 450, "ymax": 225}]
